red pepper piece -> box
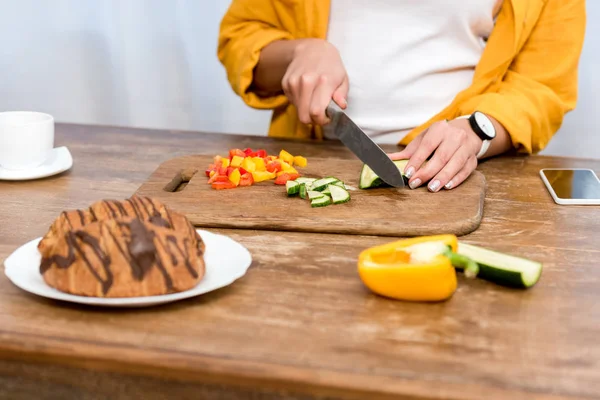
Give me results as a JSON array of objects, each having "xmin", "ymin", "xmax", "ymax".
[
  {"xmin": 211, "ymin": 181, "xmax": 236, "ymax": 190},
  {"xmin": 274, "ymin": 173, "xmax": 299, "ymax": 185},
  {"xmin": 239, "ymin": 172, "xmax": 254, "ymax": 187}
]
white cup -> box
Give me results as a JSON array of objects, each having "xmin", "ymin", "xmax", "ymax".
[{"xmin": 0, "ymin": 111, "xmax": 54, "ymax": 170}]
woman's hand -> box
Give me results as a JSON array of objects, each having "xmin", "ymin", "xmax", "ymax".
[
  {"xmin": 389, "ymin": 119, "xmax": 482, "ymax": 192},
  {"xmin": 282, "ymin": 39, "xmax": 349, "ymax": 126}
]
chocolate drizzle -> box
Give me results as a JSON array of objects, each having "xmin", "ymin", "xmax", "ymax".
[
  {"xmin": 77, "ymin": 210, "xmax": 86, "ymax": 226},
  {"xmin": 39, "ymin": 197, "xmax": 203, "ymax": 296},
  {"xmin": 40, "ymin": 230, "xmax": 113, "ymax": 295}
]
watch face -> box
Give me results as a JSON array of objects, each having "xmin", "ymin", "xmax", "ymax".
[{"xmin": 474, "ymin": 112, "xmax": 496, "ymax": 139}]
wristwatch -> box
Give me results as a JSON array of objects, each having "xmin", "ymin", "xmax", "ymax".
[{"xmin": 468, "ymin": 111, "xmax": 496, "ymax": 159}]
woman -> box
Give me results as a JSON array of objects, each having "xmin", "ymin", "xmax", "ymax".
[{"xmin": 217, "ymin": 0, "xmax": 585, "ymax": 191}]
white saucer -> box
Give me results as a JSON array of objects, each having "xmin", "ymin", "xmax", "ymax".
[
  {"xmin": 0, "ymin": 146, "xmax": 73, "ymax": 181},
  {"xmin": 3, "ymin": 230, "xmax": 253, "ymax": 308}
]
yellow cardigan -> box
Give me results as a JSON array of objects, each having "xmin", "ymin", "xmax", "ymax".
[{"xmin": 218, "ymin": 0, "xmax": 585, "ymax": 154}]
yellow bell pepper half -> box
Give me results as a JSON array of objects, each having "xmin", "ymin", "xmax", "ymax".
[{"xmin": 358, "ymin": 235, "xmax": 459, "ymax": 302}]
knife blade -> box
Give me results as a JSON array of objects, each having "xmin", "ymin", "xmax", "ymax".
[{"xmin": 325, "ymin": 102, "xmax": 405, "ymax": 188}]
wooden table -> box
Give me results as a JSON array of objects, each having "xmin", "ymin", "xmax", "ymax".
[{"xmin": 1, "ymin": 124, "xmax": 599, "ymax": 400}]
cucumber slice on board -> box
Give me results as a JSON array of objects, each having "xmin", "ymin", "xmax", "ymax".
[
  {"xmin": 359, "ymin": 160, "xmax": 409, "ymax": 189},
  {"xmin": 329, "ymin": 185, "xmax": 350, "ymax": 204},
  {"xmin": 299, "ymin": 183, "xmax": 308, "ymax": 199},
  {"xmin": 312, "ymin": 177, "xmax": 339, "ymax": 191},
  {"xmin": 286, "ymin": 180, "xmax": 300, "ymax": 196},
  {"xmin": 321, "ymin": 186, "xmax": 331, "ymax": 195},
  {"xmin": 311, "ymin": 195, "xmax": 332, "ymax": 208},
  {"xmin": 296, "ymin": 177, "xmax": 316, "ymax": 186},
  {"xmin": 307, "ymin": 190, "xmax": 325, "ymax": 200},
  {"xmin": 457, "ymin": 243, "xmax": 543, "ymax": 288}
]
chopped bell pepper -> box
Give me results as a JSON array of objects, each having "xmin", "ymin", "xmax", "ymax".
[
  {"xmin": 293, "ymin": 156, "xmax": 307, "ymax": 167},
  {"xmin": 208, "ymin": 174, "xmax": 229, "ymax": 184},
  {"xmin": 274, "ymin": 173, "xmax": 300, "ymax": 185},
  {"xmin": 221, "ymin": 158, "xmax": 230, "ymax": 168},
  {"xmin": 239, "ymin": 172, "xmax": 254, "ymax": 186},
  {"xmin": 228, "ymin": 168, "xmax": 241, "ymax": 186},
  {"xmin": 241, "ymin": 157, "xmax": 256, "ymax": 172},
  {"xmin": 357, "ymin": 235, "xmax": 459, "ymax": 302},
  {"xmin": 279, "ymin": 149, "xmax": 295, "ymax": 165},
  {"xmin": 243, "ymin": 148, "xmax": 255, "ymax": 157},
  {"xmin": 212, "ymin": 181, "xmax": 236, "ymax": 190},
  {"xmin": 230, "ymin": 155, "xmax": 245, "ymax": 168},
  {"xmin": 255, "ymin": 149, "xmax": 267, "ymax": 158},
  {"xmin": 252, "ymin": 157, "xmax": 266, "ymax": 171},
  {"xmin": 252, "ymin": 170, "xmax": 277, "ymax": 183},
  {"xmin": 229, "ymin": 149, "xmax": 245, "ymax": 159},
  {"xmin": 266, "ymin": 161, "xmax": 282, "ymax": 173}
]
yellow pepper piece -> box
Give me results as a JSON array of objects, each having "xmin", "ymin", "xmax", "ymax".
[
  {"xmin": 230, "ymin": 155, "xmax": 244, "ymax": 168},
  {"xmin": 293, "ymin": 156, "xmax": 307, "ymax": 167},
  {"xmin": 252, "ymin": 170, "xmax": 276, "ymax": 183},
  {"xmin": 228, "ymin": 168, "xmax": 241, "ymax": 186},
  {"xmin": 280, "ymin": 161, "xmax": 296, "ymax": 172},
  {"xmin": 279, "ymin": 149, "xmax": 295, "ymax": 165},
  {"xmin": 252, "ymin": 157, "xmax": 266, "ymax": 171},
  {"xmin": 221, "ymin": 158, "xmax": 230, "ymax": 168},
  {"xmin": 241, "ymin": 157, "xmax": 256, "ymax": 172},
  {"xmin": 358, "ymin": 235, "xmax": 458, "ymax": 302}
]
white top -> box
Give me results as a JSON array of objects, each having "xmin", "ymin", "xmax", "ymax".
[{"xmin": 325, "ymin": 0, "xmax": 496, "ymax": 144}]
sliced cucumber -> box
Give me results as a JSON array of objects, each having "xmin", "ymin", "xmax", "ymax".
[
  {"xmin": 359, "ymin": 159, "xmax": 409, "ymax": 189},
  {"xmin": 312, "ymin": 177, "xmax": 339, "ymax": 191},
  {"xmin": 299, "ymin": 183, "xmax": 307, "ymax": 199},
  {"xmin": 307, "ymin": 190, "xmax": 325, "ymax": 200},
  {"xmin": 321, "ymin": 186, "xmax": 331, "ymax": 195},
  {"xmin": 329, "ymin": 184, "xmax": 350, "ymax": 204},
  {"xmin": 311, "ymin": 195, "xmax": 332, "ymax": 208},
  {"xmin": 457, "ymin": 243, "xmax": 543, "ymax": 288},
  {"xmin": 333, "ymin": 181, "xmax": 347, "ymax": 189},
  {"xmin": 296, "ymin": 177, "xmax": 316, "ymax": 186},
  {"xmin": 286, "ymin": 180, "xmax": 300, "ymax": 196}
]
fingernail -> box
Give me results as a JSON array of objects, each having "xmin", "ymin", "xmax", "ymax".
[
  {"xmin": 445, "ymin": 180, "xmax": 453, "ymax": 190},
  {"xmin": 409, "ymin": 178, "xmax": 421, "ymax": 189},
  {"xmin": 405, "ymin": 166, "xmax": 415, "ymax": 179},
  {"xmin": 428, "ymin": 180, "xmax": 440, "ymax": 192}
]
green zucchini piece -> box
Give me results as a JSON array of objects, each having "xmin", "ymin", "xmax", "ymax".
[
  {"xmin": 329, "ymin": 185, "xmax": 350, "ymax": 204},
  {"xmin": 457, "ymin": 243, "xmax": 543, "ymax": 288},
  {"xmin": 444, "ymin": 250, "xmax": 480, "ymax": 279},
  {"xmin": 311, "ymin": 195, "xmax": 332, "ymax": 208},
  {"xmin": 359, "ymin": 159, "xmax": 410, "ymax": 189},
  {"xmin": 286, "ymin": 180, "xmax": 300, "ymax": 196}
]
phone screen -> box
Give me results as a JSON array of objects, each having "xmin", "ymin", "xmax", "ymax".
[{"xmin": 542, "ymin": 169, "xmax": 600, "ymax": 200}]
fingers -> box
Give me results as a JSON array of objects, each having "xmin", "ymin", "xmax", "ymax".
[
  {"xmin": 425, "ymin": 147, "xmax": 474, "ymax": 192},
  {"xmin": 296, "ymin": 74, "xmax": 318, "ymax": 124},
  {"xmin": 404, "ymin": 122, "xmax": 446, "ymax": 181},
  {"xmin": 443, "ymin": 156, "xmax": 478, "ymax": 190},
  {"xmin": 309, "ymin": 75, "xmax": 337, "ymax": 125},
  {"xmin": 332, "ymin": 76, "xmax": 349, "ymax": 109}
]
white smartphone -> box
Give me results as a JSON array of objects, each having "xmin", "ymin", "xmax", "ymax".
[{"xmin": 540, "ymin": 168, "xmax": 600, "ymax": 205}]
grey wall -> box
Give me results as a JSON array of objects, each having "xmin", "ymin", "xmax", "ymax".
[{"xmin": 0, "ymin": 0, "xmax": 597, "ymax": 159}]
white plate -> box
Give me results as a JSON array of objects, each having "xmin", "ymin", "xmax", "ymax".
[
  {"xmin": 3, "ymin": 230, "xmax": 252, "ymax": 307},
  {"xmin": 0, "ymin": 146, "xmax": 73, "ymax": 181}
]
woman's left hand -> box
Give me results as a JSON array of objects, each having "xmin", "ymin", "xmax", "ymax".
[{"xmin": 388, "ymin": 119, "xmax": 482, "ymax": 192}]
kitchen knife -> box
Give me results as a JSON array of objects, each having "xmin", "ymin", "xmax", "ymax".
[{"xmin": 325, "ymin": 102, "xmax": 405, "ymax": 188}]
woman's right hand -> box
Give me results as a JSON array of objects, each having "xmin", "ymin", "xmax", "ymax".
[{"xmin": 282, "ymin": 39, "xmax": 349, "ymax": 126}]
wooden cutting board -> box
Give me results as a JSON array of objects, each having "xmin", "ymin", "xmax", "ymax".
[{"xmin": 134, "ymin": 155, "xmax": 486, "ymax": 237}]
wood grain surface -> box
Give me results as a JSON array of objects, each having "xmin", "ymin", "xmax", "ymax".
[
  {"xmin": 1, "ymin": 123, "xmax": 600, "ymax": 400},
  {"xmin": 135, "ymin": 155, "xmax": 486, "ymax": 237}
]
